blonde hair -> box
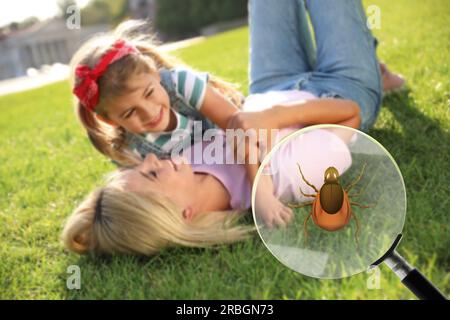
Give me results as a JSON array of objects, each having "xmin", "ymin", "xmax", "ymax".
[
  {"xmin": 69, "ymin": 20, "xmax": 244, "ymax": 167},
  {"xmin": 61, "ymin": 171, "xmax": 255, "ymax": 256}
]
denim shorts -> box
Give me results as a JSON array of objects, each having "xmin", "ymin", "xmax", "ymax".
[{"xmin": 249, "ymin": 0, "xmax": 383, "ymax": 132}]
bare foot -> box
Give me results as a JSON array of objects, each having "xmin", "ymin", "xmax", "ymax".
[{"xmin": 380, "ymin": 62, "xmax": 406, "ymax": 94}]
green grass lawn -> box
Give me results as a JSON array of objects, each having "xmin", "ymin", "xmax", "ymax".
[{"xmin": 0, "ymin": 0, "xmax": 449, "ymax": 299}]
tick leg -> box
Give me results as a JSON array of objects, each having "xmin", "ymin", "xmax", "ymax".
[
  {"xmin": 345, "ymin": 162, "xmax": 367, "ymax": 193},
  {"xmin": 303, "ymin": 211, "xmax": 312, "ymax": 247},
  {"xmin": 287, "ymin": 201, "xmax": 313, "ymax": 209},
  {"xmin": 299, "ymin": 187, "xmax": 316, "ymax": 198},
  {"xmin": 297, "ymin": 163, "xmax": 319, "ymax": 193},
  {"xmin": 348, "ymin": 190, "xmax": 363, "ymax": 198},
  {"xmin": 350, "ymin": 202, "xmax": 375, "ymax": 209}
]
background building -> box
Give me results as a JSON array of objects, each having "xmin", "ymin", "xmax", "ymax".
[{"xmin": 0, "ymin": 19, "xmax": 108, "ymax": 81}]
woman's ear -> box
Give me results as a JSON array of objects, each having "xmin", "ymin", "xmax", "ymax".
[
  {"xmin": 182, "ymin": 206, "xmax": 195, "ymax": 220},
  {"xmin": 72, "ymin": 234, "xmax": 88, "ymax": 254},
  {"xmin": 95, "ymin": 113, "xmax": 118, "ymax": 127}
]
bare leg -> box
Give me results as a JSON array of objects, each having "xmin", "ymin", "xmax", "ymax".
[
  {"xmin": 335, "ymin": 112, "xmax": 361, "ymax": 130},
  {"xmin": 328, "ymin": 126, "xmax": 358, "ymax": 145},
  {"xmin": 380, "ymin": 62, "xmax": 406, "ymax": 94}
]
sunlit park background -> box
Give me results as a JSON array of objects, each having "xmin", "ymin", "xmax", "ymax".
[{"xmin": 0, "ymin": 0, "xmax": 448, "ymax": 299}]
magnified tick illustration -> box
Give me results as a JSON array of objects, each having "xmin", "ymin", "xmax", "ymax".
[
  {"xmin": 253, "ymin": 125, "xmax": 446, "ymax": 298},
  {"xmin": 287, "ymin": 163, "xmax": 374, "ymax": 245}
]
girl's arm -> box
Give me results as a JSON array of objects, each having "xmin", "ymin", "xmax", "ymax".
[
  {"xmin": 198, "ymin": 86, "xmax": 240, "ymax": 130},
  {"xmin": 243, "ymin": 98, "xmax": 361, "ymax": 183},
  {"xmin": 227, "ymin": 98, "xmax": 361, "ymax": 139},
  {"xmin": 226, "ymin": 98, "xmax": 361, "ymax": 161},
  {"xmin": 269, "ymin": 98, "xmax": 361, "ymax": 129},
  {"xmin": 268, "ymin": 98, "xmax": 361, "ymax": 144}
]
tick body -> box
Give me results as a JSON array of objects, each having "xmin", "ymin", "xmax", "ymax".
[
  {"xmin": 312, "ymin": 191, "xmax": 351, "ymax": 231},
  {"xmin": 319, "ymin": 167, "xmax": 344, "ymax": 215},
  {"xmin": 287, "ymin": 164, "xmax": 374, "ymax": 245}
]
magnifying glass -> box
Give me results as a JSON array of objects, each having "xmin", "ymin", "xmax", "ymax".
[{"xmin": 252, "ymin": 124, "xmax": 446, "ymax": 300}]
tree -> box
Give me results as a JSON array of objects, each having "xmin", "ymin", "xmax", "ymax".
[
  {"xmin": 155, "ymin": 0, "xmax": 248, "ymax": 39},
  {"xmin": 80, "ymin": 0, "xmax": 129, "ymax": 26}
]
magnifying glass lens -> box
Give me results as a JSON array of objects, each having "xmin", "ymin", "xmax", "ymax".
[{"xmin": 252, "ymin": 125, "xmax": 406, "ymax": 279}]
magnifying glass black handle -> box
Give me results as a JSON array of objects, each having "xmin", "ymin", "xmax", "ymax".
[
  {"xmin": 384, "ymin": 250, "xmax": 447, "ymax": 300},
  {"xmin": 402, "ymin": 268, "xmax": 447, "ymax": 300}
]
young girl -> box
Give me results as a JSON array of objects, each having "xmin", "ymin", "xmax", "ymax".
[{"xmin": 70, "ymin": 20, "xmax": 245, "ymax": 167}]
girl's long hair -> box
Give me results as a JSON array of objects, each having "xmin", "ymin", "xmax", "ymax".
[
  {"xmin": 61, "ymin": 171, "xmax": 255, "ymax": 256},
  {"xmin": 69, "ymin": 20, "xmax": 244, "ymax": 167}
]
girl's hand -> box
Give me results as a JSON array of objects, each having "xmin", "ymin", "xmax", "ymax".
[
  {"xmin": 226, "ymin": 109, "xmax": 279, "ymax": 134},
  {"xmin": 226, "ymin": 109, "xmax": 279, "ymax": 162}
]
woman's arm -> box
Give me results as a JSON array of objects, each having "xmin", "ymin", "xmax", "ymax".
[
  {"xmin": 243, "ymin": 145, "xmax": 293, "ymax": 229},
  {"xmin": 246, "ymin": 162, "xmax": 293, "ymax": 228}
]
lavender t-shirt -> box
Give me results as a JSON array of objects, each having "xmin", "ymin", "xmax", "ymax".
[{"xmin": 180, "ymin": 90, "xmax": 353, "ymax": 210}]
